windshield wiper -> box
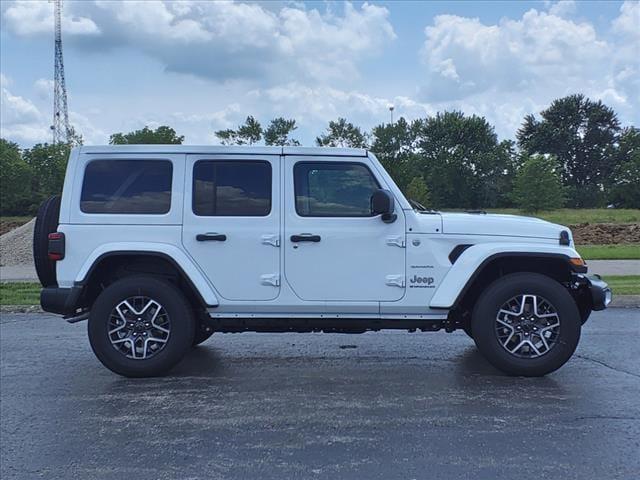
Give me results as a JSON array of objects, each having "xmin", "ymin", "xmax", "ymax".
[{"xmin": 409, "ymin": 199, "xmax": 438, "ymax": 214}]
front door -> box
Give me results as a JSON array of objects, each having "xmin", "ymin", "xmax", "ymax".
[
  {"xmin": 284, "ymin": 157, "xmax": 406, "ymax": 302},
  {"xmin": 182, "ymin": 155, "xmax": 280, "ymax": 301}
]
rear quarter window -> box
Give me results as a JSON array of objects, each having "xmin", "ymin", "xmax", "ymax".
[{"xmin": 80, "ymin": 159, "xmax": 173, "ymax": 214}]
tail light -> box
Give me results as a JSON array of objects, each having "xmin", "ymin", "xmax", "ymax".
[{"xmin": 48, "ymin": 232, "xmax": 65, "ymax": 261}]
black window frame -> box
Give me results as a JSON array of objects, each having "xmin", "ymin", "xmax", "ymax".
[
  {"xmin": 293, "ymin": 161, "xmax": 381, "ymax": 218},
  {"xmin": 80, "ymin": 158, "xmax": 173, "ymax": 215},
  {"xmin": 192, "ymin": 159, "xmax": 273, "ymax": 217}
]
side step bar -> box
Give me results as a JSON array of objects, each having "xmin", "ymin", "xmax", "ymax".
[{"xmin": 203, "ymin": 317, "xmax": 446, "ymax": 334}]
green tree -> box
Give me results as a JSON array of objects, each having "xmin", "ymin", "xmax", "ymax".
[
  {"xmin": 67, "ymin": 126, "xmax": 84, "ymax": 147},
  {"xmin": 414, "ymin": 111, "xmax": 514, "ymax": 209},
  {"xmin": 264, "ymin": 117, "xmax": 300, "ymax": 146},
  {"xmin": 0, "ymin": 139, "xmax": 34, "ymax": 215},
  {"xmin": 22, "ymin": 143, "xmax": 71, "ymax": 207},
  {"xmin": 517, "ymin": 94, "xmax": 621, "ymax": 207},
  {"xmin": 215, "ymin": 116, "xmax": 263, "ymax": 145},
  {"xmin": 109, "ymin": 126, "xmax": 184, "ymax": 144},
  {"xmin": 511, "ymin": 155, "xmax": 565, "ymax": 212},
  {"xmin": 370, "ymin": 117, "xmax": 423, "ymax": 192},
  {"xmin": 405, "ymin": 176, "xmax": 431, "ymax": 207},
  {"xmin": 316, "ymin": 118, "xmax": 369, "ymax": 148},
  {"xmin": 609, "ymin": 127, "xmax": 640, "ymax": 208}
]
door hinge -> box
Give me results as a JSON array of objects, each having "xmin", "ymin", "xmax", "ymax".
[
  {"xmin": 260, "ymin": 273, "xmax": 280, "ymax": 287},
  {"xmin": 386, "ymin": 236, "xmax": 406, "ymax": 248},
  {"xmin": 261, "ymin": 234, "xmax": 280, "ymax": 247},
  {"xmin": 385, "ymin": 274, "xmax": 405, "ymax": 288}
]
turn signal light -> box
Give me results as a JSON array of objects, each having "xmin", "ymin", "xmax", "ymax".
[{"xmin": 569, "ymin": 257, "xmax": 586, "ymax": 267}]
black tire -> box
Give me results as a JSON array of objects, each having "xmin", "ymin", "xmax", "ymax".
[
  {"xmin": 471, "ymin": 272, "xmax": 581, "ymax": 377},
  {"xmin": 33, "ymin": 195, "xmax": 61, "ymax": 287},
  {"xmin": 193, "ymin": 324, "xmax": 214, "ymax": 346},
  {"xmin": 462, "ymin": 324, "xmax": 474, "ymax": 339},
  {"xmin": 88, "ymin": 276, "xmax": 195, "ymax": 377}
]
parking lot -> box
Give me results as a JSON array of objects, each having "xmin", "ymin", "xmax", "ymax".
[{"xmin": 1, "ymin": 309, "xmax": 639, "ymax": 480}]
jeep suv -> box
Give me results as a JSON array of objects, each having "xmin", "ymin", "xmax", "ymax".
[{"xmin": 34, "ymin": 145, "xmax": 611, "ymax": 377}]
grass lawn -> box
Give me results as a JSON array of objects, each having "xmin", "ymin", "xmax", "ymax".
[
  {"xmin": 602, "ymin": 276, "xmax": 640, "ymax": 296},
  {"xmin": 475, "ymin": 209, "xmax": 640, "ymax": 224},
  {"xmin": 577, "ymin": 244, "xmax": 640, "ymax": 260},
  {"xmin": 0, "ymin": 282, "xmax": 40, "ymax": 305},
  {"xmin": 1, "ymin": 277, "xmax": 639, "ymax": 306}
]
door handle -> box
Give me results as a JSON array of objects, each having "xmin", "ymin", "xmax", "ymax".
[
  {"xmin": 196, "ymin": 233, "xmax": 227, "ymax": 242},
  {"xmin": 290, "ymin": 234, "xmax": 321, "ymax": 243}
]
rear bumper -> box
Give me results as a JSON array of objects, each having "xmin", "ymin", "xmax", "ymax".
[
  {"xmin": 582, "ymin": 274, "xmax": 612, "ymax": 311},
  {"xmin": 40, "ymin": 286, "xmax": 82, "ymax": 315}
]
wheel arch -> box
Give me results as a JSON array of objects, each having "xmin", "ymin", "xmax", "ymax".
[
  {"xmin": 430, "ymin": 245, "xmax": 585, "ymax": 311},
  {"xmin": 75, "ymin": 244, "xmax": 219, "ymax": 310}
]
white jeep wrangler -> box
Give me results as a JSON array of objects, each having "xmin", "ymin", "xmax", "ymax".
[{"xmin": 35, "ymin": 145, "xmax": 611, "ymax": 377}]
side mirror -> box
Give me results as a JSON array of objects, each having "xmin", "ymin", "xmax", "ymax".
[{"xmin": 371, "ymin": 189, "xmax": 397, "ymax": 223}]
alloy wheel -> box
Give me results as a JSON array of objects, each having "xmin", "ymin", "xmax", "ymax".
[
  {"xmin": 495, "ymin": 294, "xmax": 560, "ymax": 359},
  {"xmin": 107, "ymin": 296, "xmax": 171, "ymax": 360}
]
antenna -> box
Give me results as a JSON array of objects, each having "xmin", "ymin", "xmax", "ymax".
[{"xmin": 51, "ymin": 0, "xmax": 71, "ymax": 145}]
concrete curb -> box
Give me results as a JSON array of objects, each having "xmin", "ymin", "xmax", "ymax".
[
  {"xmin": 1, "ymin": 305, "xmax": 44, "ymax": 314},
  {"xmin": 610, "ymin": 295, "xmax": 640, "ymax": 308}
]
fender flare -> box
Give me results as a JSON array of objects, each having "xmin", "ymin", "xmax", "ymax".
[
  {"xmin": 76, "ymin": 242, "xmax": 219, "ymax": 307},
  {"xmin": 429, "ymin": 243, "xmax": 583, "ymax": 309}
]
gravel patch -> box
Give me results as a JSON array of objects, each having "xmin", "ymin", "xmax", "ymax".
[{"xmin": 0, "ymin": 218, "xmax": 34, "ymax": 267}]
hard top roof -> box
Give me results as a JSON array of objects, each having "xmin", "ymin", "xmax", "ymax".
[{"xmin": 78, "ymin": 145, "xmax": 367, "ymax": 157}]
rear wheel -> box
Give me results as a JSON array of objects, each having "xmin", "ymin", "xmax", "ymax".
[
  {"xmin": 33, "ymin": 195, "xmax": 61, "ymax": 287},
  {"xmin": 471, "ymin": 272, "xmax": 581, "ymax": 377},
  {"xmin": 88, "ymin": 276, "xmax": 195, "ymax": 377}
]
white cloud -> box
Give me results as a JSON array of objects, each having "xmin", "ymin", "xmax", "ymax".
[
  {"xmin": 418, "ymin": 4, "xmax": 639, "ymax": 137},
  {"xmin": 1, "ymin": 84, "xmax": 42, "ymax": 125},
  {"xmin": 1, "ymin": 76, "xmax": 49, "ymax": 143},
  {"xmin": 247, "ymin": 83, "xmax": 434, "ymax": 136},
  {"xmin": 1, "ymin": 1, "xmax": 395, "ymax": 84},
  {"xmin": 34, "ymin": 78, "xmax": 54, "ymax": 100},
  {"xmin": 0, "ymin": 74, "xmax": 105, "ymax": 145},
  {"xmin": 548, "ymin": 1, "xmax": 576, "ymax": 18},
  {"xmin": 607, "ymin": 1, "xmax": 640, "ymax": 117},
  {"xmin": 612, "ymin": 0, "xmax": 640, "ymax": 39},
  {"xmin": 2, "ymin": 0, "xmax": 100, "ymax": 36},
  {"xmin": 421, "ymin": 9, "xmax": 609, "ymax": 101}
]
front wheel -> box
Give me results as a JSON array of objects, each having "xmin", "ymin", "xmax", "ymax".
[
  {"xmin": 471, "ymin": 273, "xmax": 581, "ymax": 377},
  {"xmin": 88, "ymin": 276, "xmax": 195, "ymax": 377}
]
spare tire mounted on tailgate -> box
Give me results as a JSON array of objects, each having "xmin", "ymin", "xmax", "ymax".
[{"xmin": 33, "ymin": 195, "xmax": 61, "ymax": 287}]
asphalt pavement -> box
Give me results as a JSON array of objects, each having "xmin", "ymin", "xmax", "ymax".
[{"xmin": 1, "ymin": 309, "xmax": 639, "ymax": 480}]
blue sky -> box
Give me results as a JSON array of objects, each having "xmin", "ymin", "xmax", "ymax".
[{"xmin": 1, "ymin": 0, "xmax": 638, "ymax": 146}]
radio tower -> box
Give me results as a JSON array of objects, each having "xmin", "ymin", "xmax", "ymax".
[{"xmin": 51, "ymin": 0, "xmax": 71, "ymax": 144}]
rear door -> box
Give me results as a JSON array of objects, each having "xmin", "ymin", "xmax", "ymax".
[{"xmin": 182, "ymin": 155, "xmax": 280, "ymax": 301}]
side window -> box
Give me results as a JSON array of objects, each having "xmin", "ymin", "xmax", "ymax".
[
  {"xmin": 193, "ymin": 161, "xmax": 271, "ymax": 216},
  {"xmin": 294, "ymin": 162, "xmax": 380, "ymax": 217},
  {"xmin": 80, "ymin": 160, "xmax": 172, "ymax": 214}
]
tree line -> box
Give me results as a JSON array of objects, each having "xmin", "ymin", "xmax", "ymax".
[{"xmin": 1, "ymin": 94, "xmax": 638, "ymax": 215}]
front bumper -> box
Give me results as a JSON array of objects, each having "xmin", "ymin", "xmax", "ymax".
[
  {"xmin": 580, "ymin": 274, "xmax": 612, "ymax": 311},
  {"xmin": 40, "ymin": 286, "xmax": 82, "ymax": 315}
]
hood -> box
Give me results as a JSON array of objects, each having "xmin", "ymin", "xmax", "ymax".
[{"xmin": 439, "ymin": 212, "xmax": 567, "ymax": 240}]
